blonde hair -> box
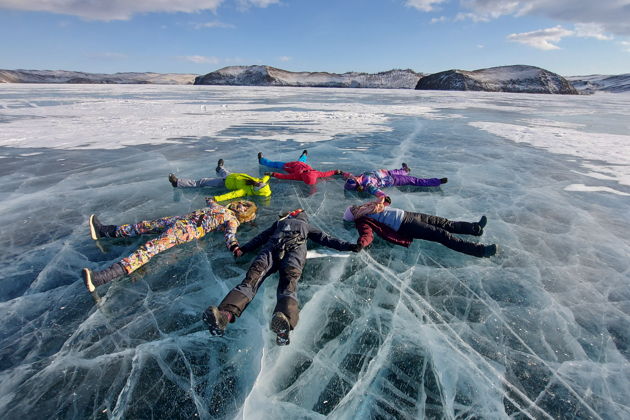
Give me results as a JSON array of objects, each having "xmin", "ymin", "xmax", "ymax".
[{"xmin": 227, "ymin": 200, "xmax": 257, "ymax": 223}]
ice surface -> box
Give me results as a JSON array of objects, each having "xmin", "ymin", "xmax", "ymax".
[{"xmin": 1, "ymin": 85, "xmax": 629, "ymax": 419}]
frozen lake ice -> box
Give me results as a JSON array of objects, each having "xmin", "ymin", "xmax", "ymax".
[{"xmin": 0, "ymin": 84, "xmax": 629, "ymax": 419}]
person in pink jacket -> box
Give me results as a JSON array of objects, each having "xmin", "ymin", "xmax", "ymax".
[{"xmin": 258, "ymin": 150, "xmax": 343, "ymax": 185}]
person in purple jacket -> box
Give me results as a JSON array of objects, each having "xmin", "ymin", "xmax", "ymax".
[
  {"xmin": 343, "ymin": 204, "xmax": 497, "ymax": 258},
  {"xmin": 342, "ymin": 163, "xmax": 447, "ymax": 201}
]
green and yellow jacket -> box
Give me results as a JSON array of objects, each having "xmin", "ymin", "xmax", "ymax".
[{"xmin": 214, "ymin": 174, "xmax": 271, "ymax": 201}]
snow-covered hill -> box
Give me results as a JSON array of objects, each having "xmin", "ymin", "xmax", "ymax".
[
  {"xmin": 566, "ymin": 74, "xmax": 630, "ymax": 94},
  {"xmin": 194, "ymin": 65, "xmax": 423, "ymax": 89},
  {"xmin": 415, "ymin": 65, "xmax": 577, "ymax": 94},
  {"xmin": 0, "ymin": 69, "xmax": 196, "ymax": 84}
]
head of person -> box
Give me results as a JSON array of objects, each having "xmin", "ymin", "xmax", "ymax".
[
  {"xmin": 344, "ymin": 177, "xmax": 363, "ymax": 192},
  {"xmin": 227, "ymin": 200, "xmax": 257, "ymax": 223}
]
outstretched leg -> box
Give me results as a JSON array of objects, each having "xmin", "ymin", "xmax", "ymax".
[
  {"xmin": 119, "ymin": 218, "xmax": 204, "ymax": 274},
  {"xmin": 116, "ymin": 215, "xmax": 184, "ymax": 237},
  {"xmin": 217, "ymin": 249, "xmax": 276, "ymax": 318},
  {"xmin": 390, "ymin": 173, "xmax": 442, "ymax": 187},
  {"xmin": 413, "ymin": 212, "xmax": 485, "ymax": 236},
  {"xmin": 175, "ymin": 177, "xmax": 225, "ymax": 188},
  {"xmin": 400, "ymin": 216, "xmax": 488, "ymax": 257},
  {"xmin": 258, "ymin": 153, "xmax": 287, "ymax": 169}
]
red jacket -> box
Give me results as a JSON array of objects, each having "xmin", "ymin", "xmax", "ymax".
[
  {"xmin": 271, "ymin": 161, "xmax": 337, "ymax": 185},
  {"xmin": 355, "ymin": 217, "xmax": 413, "ymax": 248}
]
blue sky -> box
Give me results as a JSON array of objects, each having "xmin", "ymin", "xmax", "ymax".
[{"xmin": 1, "ymin": 0, "xmax": 629, "ymax": 76}]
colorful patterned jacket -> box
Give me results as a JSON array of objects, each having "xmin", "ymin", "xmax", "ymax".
[{"xmin": 344, "ymin": 170, "xmax": 392, "ymax": 198}]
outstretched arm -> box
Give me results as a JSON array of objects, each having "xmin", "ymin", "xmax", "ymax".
[
  {"xmin": 355, "ymin": 218, "xmax": 375, "ymax": 248},
  {"xmin": 307, "ymin": 225, "xmax": 356, "ymax": 251},
  {"xmin": 214, "ymin": 188, "xmax": 247, "ymax": 202},
  {"xmin": 240, "ymin": 222, "xmax": 277, "ymax": 253},
  {"xmin": 269, "ymin": 172, "xmax": 302, "ymax": 181}
]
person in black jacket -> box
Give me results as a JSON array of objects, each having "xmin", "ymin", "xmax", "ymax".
[{"xmin": 203, "ymin": 209, "xmax": 359, "ymax": 345}]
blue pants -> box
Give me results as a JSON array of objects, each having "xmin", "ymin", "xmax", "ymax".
[{"xmin": 260, "ymin": 153, "xmax": 307, "ymax": 169}]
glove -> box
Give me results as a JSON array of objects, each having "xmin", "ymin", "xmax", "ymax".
[
  {"xmin": 264, "ymin": 172, "xmax": 274, "ymax": 176},
  {"xmin": 334, "ymin": 169, "xmax": 343, "ymax": 175},
  {"xmin": 230, "ymin": 244, "xmax": 243, "ymax": 258},
  {"xmin": 384, "ymin": 196, "xmax": 391, "ymax": 205},
  {"xmin": 352, "ymin": 243, "xmax": 363, "ymax": 252}
]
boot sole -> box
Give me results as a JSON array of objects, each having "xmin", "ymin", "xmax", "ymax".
[
  {"xmin": 270, "ymin": 312, "xmax": 291, "ymax": 346},
  {"xmin": 82, "ymin": 268, "xmax": 96, "ymax": 292},
  {"xmin": 89, "ymin": 214, "xmax": 99, "ymax": 240}
]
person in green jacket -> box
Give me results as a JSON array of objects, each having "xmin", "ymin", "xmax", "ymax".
[{"xmin": 168, "ymin": 159, "xmax": 271, "ymax": 201}]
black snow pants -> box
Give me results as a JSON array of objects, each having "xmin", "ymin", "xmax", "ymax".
[
  {"xmin": 400, "ymin": 212, "xmax": 485, "ymax": 257},
  {"xmin": 218, "ymin": 245, "xmax": 304, "ymax": 329}
]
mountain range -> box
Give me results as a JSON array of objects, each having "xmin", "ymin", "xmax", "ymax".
[{"xmin": 1, "ymin": 66, "xmax": 628, "ymax": 94}]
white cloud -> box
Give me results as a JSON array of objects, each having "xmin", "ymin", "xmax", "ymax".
[
  {"xmin": 278, "ymin": 56, "xmax": 291, "ymax": 62},
  {"xmin": 507, "ymin": 25, "xmax": 574, "ymax": 50},
  {"xmin": 621, "ymin": 41, "xmax": 630, "ymax": 52},
  {"xmin": 430, "ymin": 16, "xmax": 448, "ymax": 23},
  {"xmin": 573, "ymin": 23, "xmax": 613, "ymax": 40},
  {"xmin": 193, "ymin": 21, "xmax": 235, "ymax": 29},
  {"xmin": 460, "ymin": 0, "xmax": 630, "ymax": 36},
  {"xmin": 180, "ymin": 55, "xmax": 221, "ymax": 64},
  {"xmin": 405, "ymin": 0, "xmax": 448, "ymax": 12},
  {"xmin": 0, "ymin": 0, "xmax": 276, "ymax": 21},
  {"xmin": 236, "ymin": 0, "xmax": 281, "ymax": 10}
]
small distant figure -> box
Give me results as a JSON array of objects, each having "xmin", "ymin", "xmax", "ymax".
[
  {"xmin": 168, "ymin": 159, "xmax": 271, "ymax": 201},
  {"xmin": 202, "ymin": 208, "xmax": 360, "ymax": 345},
  {"xmin": 343, "ymin": 203, "xmax": 497, "ymax": 258},
  {"xmin": 259, "ymin": 149, "xmax": 343, "ymax": 185},
  {"xmin": 342, "ymin": 163, "xmax": 446, "ymax": 202},
  {"xmin": 82, "ymin": 199, "xmax": 258, "ymax": 292}
]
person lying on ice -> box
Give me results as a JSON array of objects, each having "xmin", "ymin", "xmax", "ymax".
[
  {"xmin": 202, "ymin": 208, "xmax": 360, "ymax": 345},
  {"xmin": 342, "ymin": 163, "xmax": 447, "ymax": 201},
  {"xmin": 258, "ymin": 149, "xmax": 343, "ymax": 185},
  {"xmin": 168, "ymin": 159, "xmax": 271, "ymax": 201},
  {"xmin": 343, "ymin": 201, "xmax": 497, "ymax": 258},
  {"xmin": 82, "ymin": 199, "xmax": 258, "ymax": 292}
]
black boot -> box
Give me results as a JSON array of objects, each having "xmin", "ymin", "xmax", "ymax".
[
  {"xmin": 402, "ymin": 162, "xmax": 411, "ymax": 173},
  {"xmin": 168, "ymin": 173, "xmax": 178, "ymax": 188},
  {"xmin": 440, "ymin": 177, "xmax": 448, "ymax": 184},
  {"xmin": 478, "ymin": 215, "xmax": 487, "ymax": 228},
  {"xmin": 300, "ymin": 149, "xmax": 308, "ymax": 157},
  {"xmin": 202, "ymin": 306, "xmax": 231, "ymax": 336},
  {"xmin": 471, "ymin": 215, "xmax": 487, "ymax": 236},
  {"xmin": 82, "ymin": 263, "xmax": 126, "ymax": 292},
  {"xmin": 270, "ymin": 312, "xmax": 291, "ymax": 346},
  {"xmin": 89, "ymin": 214, "xmax": 117, "ymax": 240},
  {"xmin": 257, "ymin": 152, "xmax": 263, "ymax": 162},
  {"xmin": 483, "ymin": 244, "xmax": 498, "ymax": 257},
  {"xmin": 216, "ymin": 159, "xmax": 224, "ymax": 173}
]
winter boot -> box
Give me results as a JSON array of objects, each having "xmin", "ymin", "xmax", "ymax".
[
  {"xmin": 300, "ymin": 149, "xmax": 308, "ymax": 158},
  {"xmin": 168, "ymin": 173, "xmax": 178, "ymax": 188},
  {"xmin": 440, "ymin": 177, "xmax": 448, "ymax": 184},
  {"xmin": 471, "ymin": 215, "xmax": 487, "ymax": 236},
  {"xmin": 89, "ymin": 214, "xmax": 117, "ymax": 240},
  {"xmin": 483, "ymin": 244, "xmax": 498, "ymax": 257},
  {"xmin": 402, "ymin": 162, "xmax": 411, "ymax": 173},
  {"xmin": 270, "ymin": 312, "xmax": 291, "ymax": 346},
  {"xmin": 257, "ymin": 152, "xmax": 263, "ymax": 162},
  {"xmin": 202, "ymin": 306, "xmax": 231, "ymax": 336},
  {"xmin": 216, "ymin": 159, "xmax": 224, "ymax": 174},
  {"xmin": 82, "ymin": 263, "xmax": 126, "ymax": 292}
]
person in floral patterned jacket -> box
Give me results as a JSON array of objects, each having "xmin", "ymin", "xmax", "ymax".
[{"xmin": 81, "ymin": 199, "xmax": 257, "ymax": 292}]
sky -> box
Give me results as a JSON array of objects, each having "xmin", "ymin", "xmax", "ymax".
[{"xmin": 0, "ymin": 0, "xmax": 629, "ymax": 76}]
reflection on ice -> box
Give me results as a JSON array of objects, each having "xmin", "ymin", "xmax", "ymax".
[{"xmin": 0, "ymin": 85, "xmax": 629, "ymax": 419}]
